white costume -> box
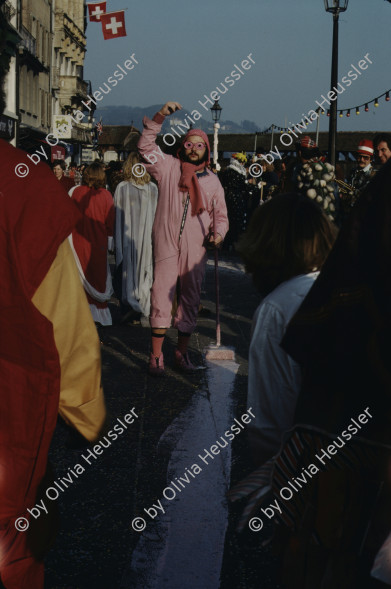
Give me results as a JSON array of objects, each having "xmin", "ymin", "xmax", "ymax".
[
  {"xmin": 247, "ymin": 272, "xmax": 319, "ymax": 461},
  {"xmin": 114, "ymin": 180, "xmax": 158, "ymax": 316}
]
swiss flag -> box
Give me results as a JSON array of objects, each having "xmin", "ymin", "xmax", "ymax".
[
  {"xmin": 101, "ymin": 11, "xmax": 127, "ymax": 39},
  {"xmin": 87, "ymin": 1, "xmax": 107, "ymax": 22},
  {"xmin": 51, "ymin": 146, "xmax": 65, "ymax": 162}
]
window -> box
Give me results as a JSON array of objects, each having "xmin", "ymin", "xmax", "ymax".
[{"xmin": 41, "ymin": 89, "xmax": 45, "ymax": 122}]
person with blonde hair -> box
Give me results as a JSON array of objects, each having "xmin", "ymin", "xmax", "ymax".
[
  {"xmin": 69, "ymin": 162, "xmax": 115, "ymax": 325},
  {"xmin": 114, "ymin": 152, "xmax": 158, "ymax": 321}
]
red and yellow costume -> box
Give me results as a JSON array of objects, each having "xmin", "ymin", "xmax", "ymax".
[{"xmin": 0, "ymin": 140, "xmax": 106, "ymax": 588}]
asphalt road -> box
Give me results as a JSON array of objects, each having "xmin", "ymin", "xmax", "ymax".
[{"xmin": 44, "ymin": 252, "xmax": 280, "ymax": 589}]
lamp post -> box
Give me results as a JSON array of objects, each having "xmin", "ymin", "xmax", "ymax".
[
  {"xmin": 315, "ymin": 107, "xmax": 321, "ymax": 146},
  {"xmin": 210, "ymin": 100, "xmax": 222, "ymax": 171},
  {"xmin": 324, "ymin": 0, "xmax": 349, "ymax": 167}
]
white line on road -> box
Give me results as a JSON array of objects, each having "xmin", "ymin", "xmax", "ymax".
[{"xmin": 121, "ymin": 359, "xmax": 239, "ymax": 589}]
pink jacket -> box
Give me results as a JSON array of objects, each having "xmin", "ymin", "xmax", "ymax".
[{"xmin": 138, "ymin": 116, "xmax": 229, "ymax": 255}]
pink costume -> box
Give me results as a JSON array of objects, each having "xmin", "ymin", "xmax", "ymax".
[{"xmin": 138, "ymin": 114, "xmax": 228, "ymax": 333}]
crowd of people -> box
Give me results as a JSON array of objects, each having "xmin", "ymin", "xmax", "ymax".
[
  {"xmin": 52, "ymin": 131, "xmax": 391, "ymax": 268},
  {"xmin": 1, "ymin": 26, "xmax": 391, "ymax": 583},
  {"xmin": 219, "ymin": 132, "xmax": 391, "ymax": 245},
  {"xmin": 228, "ymin": 133, "xmax": 391, "ymax": 587},
  {"xmin": 49, "ymin": 102, "xmax": 229, "ymax": 374},
  {"xmin": 46, "ymin": 122, "xmax": 391, "ymax": 587}
]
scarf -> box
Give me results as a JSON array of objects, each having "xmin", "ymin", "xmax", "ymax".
[
  {"xmin": 178, "ymin": 161, "xmax": 207, "ymax": 215},
  {"xmin": 178, "ymin": 128, "xmax": 211, "ymax": 216}
]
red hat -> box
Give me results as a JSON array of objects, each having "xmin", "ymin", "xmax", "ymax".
[
  {"xmin": 298, "ymin": 135, "xmax": 317, "ymax": 149},
  {"xmin": 357, "ymin": 139, "xmax": 374, "ymax": 156},
  {"xmin": 178, "ymin": 129, "xmax": 211, "ymax": 164}
]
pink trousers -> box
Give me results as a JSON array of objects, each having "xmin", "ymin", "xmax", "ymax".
[{"xmin": 150, "ymin": 240, "xmax": 207, "ymax": 333}]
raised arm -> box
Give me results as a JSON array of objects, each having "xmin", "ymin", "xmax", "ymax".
[{"xmin": 137, "ymin": 101, "xmax": 182, "ymax": 182}]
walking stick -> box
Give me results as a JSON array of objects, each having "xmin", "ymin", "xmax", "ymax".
[
  {"xmin": 204, "ymin": 201, "xmax": 235, "ymax": 361},
  {"xmin": 213, "ymin": 200, "xmax": 221, "ymax": 347}
]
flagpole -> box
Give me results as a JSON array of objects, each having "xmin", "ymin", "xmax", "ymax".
[{"xmin": 88, "ymin": 8, "xmax": 129, "ymax": 16}]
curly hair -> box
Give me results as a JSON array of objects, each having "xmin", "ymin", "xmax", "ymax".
[{"xmin": 236, "ymin": 193, "xmax": 337, "ymax": 296}]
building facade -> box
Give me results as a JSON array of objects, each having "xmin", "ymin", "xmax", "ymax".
[
  {"xmin": 18, "ymin": 0, "xmax": 52, "ymax": 150},
  {"xmin": 0, "ymin": 0, "xmax": 20, "ymax": 144},
  {"xmin": 1, "ymin": 0, "xmax": 93, "ymax": 161},
  {"xmin": 52, "ymin": 0, "xmax": 93, "ymax": 162}
]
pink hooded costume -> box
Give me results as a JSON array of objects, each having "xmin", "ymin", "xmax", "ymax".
[{"xmin": 138, "ymin": 113, "xmax": 228, "ymax": 333}]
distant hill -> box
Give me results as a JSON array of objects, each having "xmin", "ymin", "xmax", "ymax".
[{"xmin": 94, "ymin": 105, "xmax": 263, "ymax": 134}]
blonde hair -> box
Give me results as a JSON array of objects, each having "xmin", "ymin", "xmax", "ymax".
[{"xmin": 123, "ymin": 152, "xmax": 151, "ymax": 185}]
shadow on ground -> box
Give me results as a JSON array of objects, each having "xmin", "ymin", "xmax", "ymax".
[{"xmin": 44, "ymin": 253, "xmax": 278, "ymax": 589}]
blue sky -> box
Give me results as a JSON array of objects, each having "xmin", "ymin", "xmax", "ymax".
[{"xmin": 84, "ymin": 0, "xmax": 391, "ymax": 132}]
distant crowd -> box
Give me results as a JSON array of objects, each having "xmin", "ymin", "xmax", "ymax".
[
  {"xmin": 54, "ymin": 131, "xmax": 391, "ymax": 250},
  {"xmin": 3, "ymin": 79, "xmax": 391, "ymax": 588},
  {"xmin": 49, "ymin": 132, "xmax": 391, "ymax": 332}
]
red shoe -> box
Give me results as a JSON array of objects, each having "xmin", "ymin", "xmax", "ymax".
[
  {"xmin": 174, "ymin": 349, "xmax": 196, "ymax": 373},
  {"xmin": 149, "ymin": 352, "xmax": 165, "ymax": 376}
]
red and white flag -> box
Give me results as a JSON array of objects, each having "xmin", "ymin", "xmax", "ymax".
[
  {"xmin": 87, "ymin": 1, "xmax": 107, "ymax": 22},
  {"xmin": 101, "ymin": 10, "xmax": 127, "ymax": 39}
]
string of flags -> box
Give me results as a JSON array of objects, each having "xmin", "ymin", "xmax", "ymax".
[
  {"xmin": 259, "ymin": 88, "xmax": 391, "ymax": 134},
  {"xmin": 87, "ymin": 2, "xmax": 127, "ymax": 40}
]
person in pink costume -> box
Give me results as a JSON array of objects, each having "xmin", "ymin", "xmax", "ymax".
[{"xmin": 138, "ymin": 101, "xmax": 229, "ymax": 375}]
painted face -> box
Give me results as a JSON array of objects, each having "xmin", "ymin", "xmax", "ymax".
[
  {"xmin": 356, "ymin": 153, "xmax": 371, "ymax": 169},
  {"xmin": 376, "ymin": 141, "xmax": 391, "ymax": 165},
  {"xmin": 53, "ymin": 165, "xmax": 64, "ymax": 179},
  {"xmin": 184, "ymin": 134, "xmax": 207, "ymax": 165}
]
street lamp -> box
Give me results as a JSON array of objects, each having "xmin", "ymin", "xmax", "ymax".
[
  {"xmin": 324, "ymin": 0, "xmax": 349, "ymax": 167},
  {"xmin": 210, "ymin": 100, "xmax": 222, "ymax": 171}
]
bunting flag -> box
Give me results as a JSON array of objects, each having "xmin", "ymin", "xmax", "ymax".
[
  {"xmin": 87, "ymin": 1, "xmax": 107, "ymax": 22},
  {"xmin": 100, "ymin": 10, "xmax": 127, "ymax": 39},
  {"xmin": 262, "ymin": 88, "xmax": 391, "ymax": 133}
]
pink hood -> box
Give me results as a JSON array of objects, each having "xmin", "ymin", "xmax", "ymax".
[{"xmin": 178, "ymin": 129, "xmax": 211, "ymax": 165}]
